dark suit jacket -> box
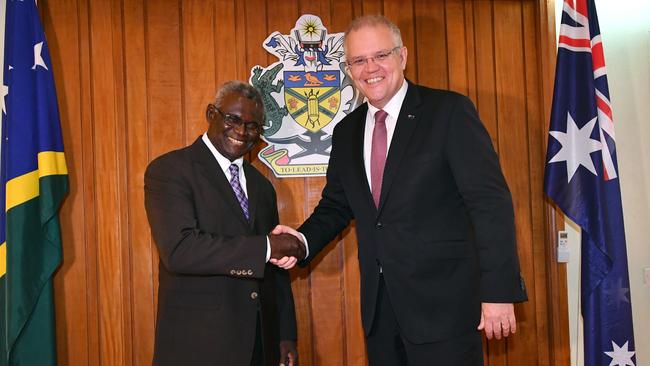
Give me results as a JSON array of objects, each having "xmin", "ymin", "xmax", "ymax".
[
  {"xmin": 299, "ymin": 82, "xmax": 527, "ymax": 344},
  {"xmin": 145, "ymin": 137, "xmax": 297, "ymax": 365}
]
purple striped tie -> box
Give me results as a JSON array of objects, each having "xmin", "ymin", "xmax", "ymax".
[
  {"xmin": 229, "ymin": 164, "xmax": 249, "ymax": 220},
  {"xmin": 371, "ymin": 110, "xmax": 388, "ymax": 208}
]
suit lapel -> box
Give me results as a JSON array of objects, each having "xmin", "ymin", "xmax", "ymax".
[
  {"xmin": 189, "ymin": 139, "xmax": 250, "ymax": 227},
  {"xmin": 377, "ymin": 82, "xmax": 422, "ymax": 214},
  {"xmin": 349, "ymin": 104, "xmax": 375, "ymax": 208}
]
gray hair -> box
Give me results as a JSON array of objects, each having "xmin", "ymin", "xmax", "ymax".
[
  {"xmin": 213, "ymin": 80, "xmax": 264, "ymax": 113},
  {"xmin": 344, "ymin": 15, "xmax": 403, "ymax": 51}
]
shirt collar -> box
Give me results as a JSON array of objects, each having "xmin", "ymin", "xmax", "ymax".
[
  {"xmin": 201, "ymin": 133, "xmax": 244, "ymax": 176},
  {"xmin": 367, "ymin": 79, "xmax": 408, "ymax": 121}
]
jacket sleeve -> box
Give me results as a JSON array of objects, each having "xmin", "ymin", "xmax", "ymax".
[
  {"xmin": 445, "ymin": 95, "xmax": 527, "ymax": 303},
  {"xmin": 144, "ymin": 154, "xmax": 267, "ymax": 277},
  {"xmin": 298, "ymin": 123, "xmax": 355, "ymax": 264}
]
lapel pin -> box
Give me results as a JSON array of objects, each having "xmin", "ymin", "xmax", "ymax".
[{"xmin": 407, "ymin": 114, "xmax": 415, "ymax": 119}]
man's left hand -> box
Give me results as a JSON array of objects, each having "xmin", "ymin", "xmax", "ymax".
[
  {"xmin": 477, "ymin": 302, "xmax": 516, "ymax": 340},
  {"xmin": 279, "ymin": 340, "xmax": 298, "ymax": 366}
]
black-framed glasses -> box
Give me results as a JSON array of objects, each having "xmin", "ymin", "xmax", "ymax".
[
  {"xmin": 345, "ymin": 46, "xmax": 402, "ymax": 69},
  {"xmin": 215, "ymin": 107, "xmax": 263, "ymax": 134}
]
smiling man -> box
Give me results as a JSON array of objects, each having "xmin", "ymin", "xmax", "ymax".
[
  {"xmin": 144, "ymin": 81, "xmax": 303, "ymax": 366},
  {"xmin": 272, "ymin": 15, "xmax": 527, "ymax": 365}
]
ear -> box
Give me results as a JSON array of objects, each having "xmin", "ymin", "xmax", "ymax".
[
  {"xmin": 399, "ymin": 47, "xmax": 408, "ymax": 70},
  {"xmin": 344, "ymin": 65, "xmax": 359, "ymax": 85},
  {"xmin": 206, "ymin": 104, "xmax": 218, "ymax": 122}
]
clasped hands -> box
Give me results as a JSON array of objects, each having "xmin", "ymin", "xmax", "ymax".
[{"xmin": 268, "ymin": 225, "xmax": 304, "ymax": 269}]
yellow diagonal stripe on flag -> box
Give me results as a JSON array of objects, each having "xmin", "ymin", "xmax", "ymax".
[
  {"xmin": 0, "ymin": 242, "xmax": 6, "ymax": 277},
  {"xmin": 6, "ymin": 170, "xmax": 39, "ymax": 211},
  {"xmin": 38, "ymin": 151, "xmax": 68, "ymax": 177},
  {"xmin": 5, "ymin": 151, "xmax": 67, "ymax": 211}
]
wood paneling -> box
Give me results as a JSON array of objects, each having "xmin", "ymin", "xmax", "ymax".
[
  {"xmin": 123, "ymin": 1, "xmax": 156, "ymax": 365},
  {"xmin": 41, "ymin": 0, "xmax": 568, "ymax": 364}
]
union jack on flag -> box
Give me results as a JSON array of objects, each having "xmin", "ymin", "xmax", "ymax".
[{"xmin": 544, "ymin": 0, "xmax": 636, "ymax": 365}]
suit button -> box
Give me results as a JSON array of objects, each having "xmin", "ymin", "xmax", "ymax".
[
  {"xmin": 250, "ymin": 292, "xmax": 258, "ymax": 300},
  {"xmin": 376, "ymin": 222, "xmax": 383, "ymax": 229},
  {"xmin": 247, "ymin": 269, "xmax": 253, "ymax": 275},
  {"xmin": 236, "ymin": 270, "xmax": 242, "ymax": 275},
  {"xmin": 230, "ymin": 270, "xmax": 236, "ymax": 275}
]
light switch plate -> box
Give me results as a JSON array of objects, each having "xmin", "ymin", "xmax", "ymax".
[{"xmin": 557, "ymin": 231, "xmax": 570, "ymax": 263}]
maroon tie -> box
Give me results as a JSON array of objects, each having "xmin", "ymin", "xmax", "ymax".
[{"xmin": 371, "ymin": 110, "xmax": 388, "ymax": 208}]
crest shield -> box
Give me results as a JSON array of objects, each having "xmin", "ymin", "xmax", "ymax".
[{"xmin": 284, "ymin": 71, "xmax": 340, "ymax": 133}]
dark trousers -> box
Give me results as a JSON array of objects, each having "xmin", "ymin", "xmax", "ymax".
[{"xmin": 366, "ymin": 276, "xmax": 484, "ymax": 366}]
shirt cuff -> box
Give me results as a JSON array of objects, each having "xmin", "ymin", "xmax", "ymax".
[
  {"xmin": 265, "ymin": 236, "xmax": 271, "ymax": 262},
  {"xmin": 265, "ymin": 232, "xmax": 309, "ymax": 262},
  {"xmin": 298, "ymin": 232, "xmax": 309, "ymax": 259}
]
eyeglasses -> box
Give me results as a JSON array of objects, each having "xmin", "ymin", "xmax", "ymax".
[
  {"xmin": 345, "ymin": 46, "xmax": 402, "ymax": 69},
  {"xmin": 215, "ymin": 107, "xmax": 263, "ymax": 134}
]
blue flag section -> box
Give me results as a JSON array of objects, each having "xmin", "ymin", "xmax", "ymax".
[
  {"xmin": 544, "ymin": 0, "xmax": 636, "ymax": 365},
  {"xmin": 2, "ymin": 0, "xmax": 68, "ymax": 365}
]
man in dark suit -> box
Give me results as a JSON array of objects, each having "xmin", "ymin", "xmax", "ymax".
[
  {"xmin": 272, "ymin": 15, "xmax": 527, "ymax": 365},
  {"xmin": 145, "ymin": 81, "xmax": 305, "ymax": 366}
]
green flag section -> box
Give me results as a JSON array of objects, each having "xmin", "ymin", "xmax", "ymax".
[{"xmin": 2, "ymin": 1, "xmax": 69, "ymax": 365}]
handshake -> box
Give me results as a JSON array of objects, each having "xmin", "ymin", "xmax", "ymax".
[{"xmin": 268, "ymin": 225, "xmax": 305, "ymax": 269}]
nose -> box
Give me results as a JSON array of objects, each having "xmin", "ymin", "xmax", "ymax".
[
  {"xmin": 364, "ymin": 57, "xmax": 380, "ymax": 72},
  {"xmin": 232, "ymin": 122, "xmax": 247, "ymax": 136}
]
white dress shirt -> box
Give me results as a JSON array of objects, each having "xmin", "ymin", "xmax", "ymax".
[{"xmin": 363, "ymin": 80, "xmax": 408, "ymax": 189}]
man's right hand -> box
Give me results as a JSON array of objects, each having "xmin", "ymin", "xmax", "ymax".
[{"xmin": 268, "ymin": 233, "xmax": 306, "ymax": 261}]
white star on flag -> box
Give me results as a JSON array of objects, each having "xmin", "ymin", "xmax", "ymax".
[
  {"xmin": 32, "ymin": 41, "xmax": 49, "ymax": 70},
  {"xmin": 604, "ymin": 340, "xmax": 635, "ymax": 366},
  {"xmin": 1, "ymin": 84, "xmax": 8, "ymax": 115},
  {"xmin": 603, "ymin": 277, "xmax": 631, "ymax": 310},
  {"xmin": 548, "ymin": 112, "xmax": 602, "ymax": 182}
]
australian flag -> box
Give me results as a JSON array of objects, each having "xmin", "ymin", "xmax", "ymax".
[{"xmin": 544, "ymin": 0, "xmax": 636, "ymax": 365}]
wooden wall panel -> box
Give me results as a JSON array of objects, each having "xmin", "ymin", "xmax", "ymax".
[
  {"xmin": 445, "ymin": 0, "xmax": 470, "ymax": 95},
  {"xmin": 522, "ymin": 2, "xmax": 552, "ymax": 365},
  {"xmin": 88, "ymin": 0, "xmax": 129, "ymax": 364},
  {"xmin": 43, "ymin": 1, "xmax": 92, "ymax": 364},
  {"xmin": 124, "ymin": 1, "xmax": 156, "ymax": 364},
  {"xmin": 494, "ymin": 2, "xmax": 538, "ymax": 364},
  {"xmin": 473, "ymin": 0, "xmax": 499, "ymax": 144},
  {"xmin": 214, "ymin": 0, "xmax": 239, "ymax": 85},
  {"xmin": 414, "ymin": 0, "xmax": 448, "ymax": 88},
  {"xmin": 42, "ymin": 0, "xmax": 569, "ymax": 364},
  {"xmin": 463, "ymin": 0, "xmax": 478, "ymax": 104},
  {"xmin": 77, "ymin": 0, "xmax": 102, "ymax": 363},
  {"xmin": 182, "ymin": 0, "xmax": 218, "ymax": 143}
]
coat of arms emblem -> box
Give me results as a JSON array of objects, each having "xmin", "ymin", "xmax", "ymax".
[{"xmin": 250, "ymin": 14, "xmax": 362, "ymax": 177}]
